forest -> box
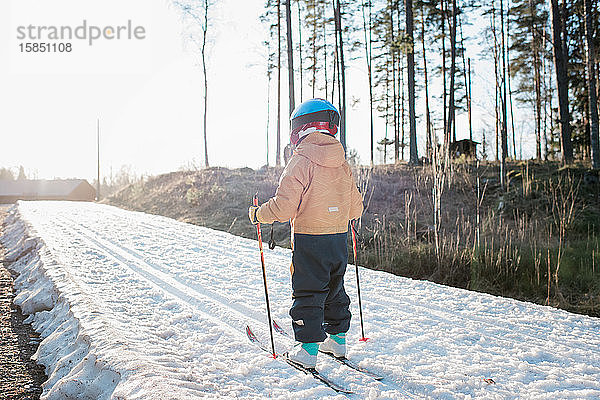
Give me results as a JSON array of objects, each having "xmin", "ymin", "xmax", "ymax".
[
  {"xmin": 254, "ymin": 0, "xmax": 599, "ymax": 171},
  {"xmin": 251, "ymin": 0, "xmax": 600, "ymax": 314},
  {"xmin": 141, "ymin": 0, "xmax": 600, "ymax": 315}
]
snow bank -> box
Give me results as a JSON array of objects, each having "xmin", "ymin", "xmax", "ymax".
[
  {"xmin": 3, "ymin": 201, "xmax": 600, "ymax": 399},
  {"xmin": 1, "ymin": 206, "xmax": 120, "ymax": 400}
]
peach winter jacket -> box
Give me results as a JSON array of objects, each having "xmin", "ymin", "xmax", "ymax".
[{"xmin": 256, "ymin": 132, "xmax": 363, "ymax": 235}]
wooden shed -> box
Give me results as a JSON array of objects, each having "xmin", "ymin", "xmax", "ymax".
[
  {"xmin": 450, "ymin": 139, "xmax": 479, "ymax": 159},
  {"xmin": 0, "ymin": 179, "xmax": 96, "ymax": 203}
]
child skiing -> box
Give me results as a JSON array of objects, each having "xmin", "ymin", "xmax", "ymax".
[{"xmin": 249, "ymin": 98, "xmax": 364, "ymax": 369}]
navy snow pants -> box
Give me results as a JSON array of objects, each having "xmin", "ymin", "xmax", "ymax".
[{"xmin": 290, "ymin": 232, "xmax": 351, "ymax": 343}]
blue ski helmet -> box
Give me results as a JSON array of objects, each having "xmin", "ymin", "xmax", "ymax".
[{"xmin": 290, "ymin": 98, "xmax": 341, "ymax": 145}]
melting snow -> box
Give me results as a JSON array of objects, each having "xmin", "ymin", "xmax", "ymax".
[{"xmin": 2, "ymin": 201, "xmax": 599, "ymax": 399}]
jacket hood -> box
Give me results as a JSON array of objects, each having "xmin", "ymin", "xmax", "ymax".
[{"xmin": 295, "ymin": 132, "xmax": 346, "ymax": 167}]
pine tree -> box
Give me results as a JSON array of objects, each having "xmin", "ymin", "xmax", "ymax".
[
  {"xmin": 17, "ymin": 166, "xmax": 26, "ymax": 180},
  {"xmin": 584, "ymin": 0, "xmax": 599, "ymax": 168},
  {"xmin": 277, "ymin": 0, "xmax": 282, "ymax": 166},
  {"xmin": 550, "ymin": 0, "xmax": 574, "ymax": 164},
  {"xmin": 420, "ymin": 3, "xmax": 433, "ymax": 160},
  {"xmin": 406, "ymin": 0, "xmax": 419, "ymax": 164},
  {"xmin": 286, "ymin": 0, "xmax": 296, "ymax": 117},
  {"xmin": 509, "ymin": 0, "xmax": 547, "ymax": 160}
]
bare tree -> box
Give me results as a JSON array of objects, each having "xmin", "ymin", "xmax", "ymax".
[
  {"xmin": 446, "ymin": 0, "xmax": 457, "ymax": 152},
  {"xmin": 297, "ymin": 1, "xmax": 304, "ymax": 102},
  {"xmin": 334, "ymin": 0, "xmax": 347, "ymax": 152},
  {"xmin": 323, "ymin": 6, "xmax": 328, "ymax": 98},
  {"xmin": 459, "ymin": 16, "xmax": 472, "ymax": 143},
  {"xmin": 277, "ymin": 0, "xmax": 282, "ymax": 166},
  {"xmin": 362, "ymin": 0, "xmax": 375, "ymax": 166},
  {"xmin": 490, "ymin": 1, "xmax": 500, "ymax": 162},
  {"xmin": 200, "ymin": 1, "xmax": 209, "ymax": 167},
  {"xmin": 389, "ymin": 0, "xmax": 399, "ymax": 162},
  {"xmin": 265, "ymin": 39, "xmax": 275, "ymax": 166},
  {"xmin": 173, "ymin": 0, "xmax": 214, "ymax": 168},
  {"xmin": 441, "ymin": 0, "xmax": 447, "ymax": 143},
  {"xmin": 286, "ymin": 0, "xmax": 296, "ymax": 118}
]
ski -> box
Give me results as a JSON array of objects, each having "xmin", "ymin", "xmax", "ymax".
[
  {"xmin": 319, "ymin": 351, "xmax": 384, "ymax": 381},
  {"xmin": 272, "ymin": 320, "xmax": 383, "ymax": 381},
  {"xmin": 245, "ymin": 325, "xmax": 353, "ymax": 395},
  {"xmin": 246, "ymin": 325, "xmax": 273, "ymax": 355},
  {"xmin": 272, "ymin": 319, "xmax": 289, "ymax": 337},
  {"xmin": 283, "ymin": 356, "xmax": 353, "ymax": 395}
]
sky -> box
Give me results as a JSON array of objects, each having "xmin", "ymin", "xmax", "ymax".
[{"xmin": 0, "ymin": 0, "xmax": 536, "ymax": 182}]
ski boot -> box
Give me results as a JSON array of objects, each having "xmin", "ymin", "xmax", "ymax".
[
  {"xmin": 285, "ymin": 342, "xmax": 319, "ymax": 369},
  {"xmin": 319, "ymin": 332, "xmax": 346, "ymax": 358}
]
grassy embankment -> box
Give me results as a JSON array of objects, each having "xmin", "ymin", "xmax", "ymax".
[{"xmin": 105, "ymin": 162, "xmax": 600, "ymax": 317}]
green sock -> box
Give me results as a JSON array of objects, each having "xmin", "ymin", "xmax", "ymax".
[
  {"xmin": 301, "ymin": 342, "xmax": 319, "ymax": 356},
  {"xmin": 330, "ymin": 332, "xmax": 346, "ymax": 345}
]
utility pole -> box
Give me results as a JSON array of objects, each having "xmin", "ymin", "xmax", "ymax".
[{"xmin": 96, "ymin": 118, "xmax": 100, "ymax": 201}]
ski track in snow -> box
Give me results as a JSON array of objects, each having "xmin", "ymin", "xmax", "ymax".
[{"xmin": 2, "ymin": 201, "xmax": 600, "ymax": 399}]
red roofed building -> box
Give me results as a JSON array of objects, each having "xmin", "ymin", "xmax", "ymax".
[{"xmin": 0, "ymin": 179, "xmax": 96, "ymax": 203}]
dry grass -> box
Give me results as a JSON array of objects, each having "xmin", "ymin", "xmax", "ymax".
[
  {"xmin": 357, "ymin": 160, "xmax": 600, "ymax": 316},
  {"xmin": 104, "ymin": 162, "xmax": 600, "ymax": 317}
]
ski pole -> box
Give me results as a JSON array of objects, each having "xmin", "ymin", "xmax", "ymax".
[
  {"xmin": 253, "ymin": 193, "xmax": 277, "ymax": 358},
  {"xmin": 351, "ymin": 220, "xmax": 368, "ymax": 342}
]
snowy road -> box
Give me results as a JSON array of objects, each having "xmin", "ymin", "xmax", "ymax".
[{"xmin": 2, "ymin": 201, "xmax": 600, "ymax": 399}]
